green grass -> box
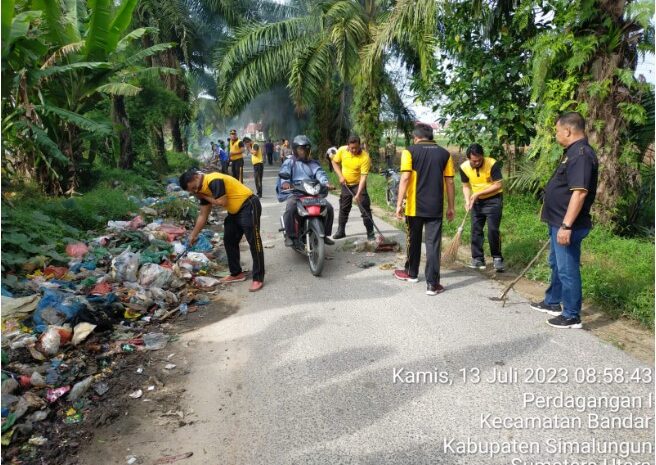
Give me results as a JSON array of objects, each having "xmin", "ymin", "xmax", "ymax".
[{"xmin": 327, "ymin": 164, "xmax": 655, "ymax": 329}]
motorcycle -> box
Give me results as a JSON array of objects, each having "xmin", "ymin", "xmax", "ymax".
[
  {"xmin": 278, "ymin": 175, "xmax": 330, "ymax": 277},
  {"xmin": 381, "ymin": 168, "xmax": 400, "ymax": 207}
]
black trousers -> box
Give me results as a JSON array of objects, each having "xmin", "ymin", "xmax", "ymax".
[
  {"xmin": 220, "ymin": 160, "xmax": 229, "ymax": 174},
  {"xmin": 224, "ymin": 196, "xmax": 265, "ymax": 282},
  {"xmin": 471, "ymin": 195, "xmax": 503, "ymax": 260},
  {"xmin": 231, "ymin": 158, "xmax": 244, "ymax": 183},
  {"xmin": 338, "ymin": 184, "xmax": 373, "ymax": 233},
  {"xmin": 253, "ymin": 163, "xmax": 263, "ymax": 197},
  {"xmin": 405, "ymin": 216, "xmax": 443, "ymax": 285},
  {"xmin": 284, "ymin": 197, "xmax": 334, "ymax": 238},
  {"xmin": 266, "ymin": 152, "xmax": 273, "ymax": 165}
]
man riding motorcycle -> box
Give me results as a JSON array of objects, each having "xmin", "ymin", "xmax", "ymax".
[{"xmin": 277, "ymin": 135, "xmax": 335, "ymax": 247}]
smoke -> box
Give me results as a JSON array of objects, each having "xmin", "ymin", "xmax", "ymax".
[{"xmin": 227, "ymin": 86, "xmax": 309, "ymax": 142}]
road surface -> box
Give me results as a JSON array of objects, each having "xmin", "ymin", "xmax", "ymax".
[{"xmin": 80, "ymin": 163, "xmax": 654, "ymax": 465}]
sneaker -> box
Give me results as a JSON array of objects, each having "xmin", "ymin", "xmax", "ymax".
[
  {"xmin": 249, "ymin": 281, "xmax": 264, "ymax": 292},
  {"xmin": 547, "ymin": 314, "xmax": 582, "ymax": 329},
  {"xmin": 468, "ymin": 258, "xmax": 486, "ymax": 270},
  {"xmin": 530, "ymin": 300, "xmax": 562, "ymax": 316},
  {"xmin": 221, "ymin": 272, "xmax": 246, "ymax": 284},
  {"xmin": 332, "ymin": 229, "xmax": 346, "ymax": 240},
  {"xmin": 284, "ymin": 237, "xmax": 294, "ymax": 247},
  {"xmin": 393, "ymin": 269, "xmax": 419, "ymax": 283},
  {"xmin": 367, "ymin": 231, "xmax": 376, "ymax": 241},
  {"xmin": 493, "ymin": 257, "xmax": 505, "ymax": 272},
  {"xmin": 426, "ymin": 283, "xmax": 445, "ymax": 295},
  {"xmin": 324, "ymin": 236, "xmax": 335, "ymax": 245}
]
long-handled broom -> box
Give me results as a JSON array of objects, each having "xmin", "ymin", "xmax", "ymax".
[
  {"xmin": 490, "ymin": 240, "xmax": 550, "ymax": 307},
  {"xmin": 343, "ymin": 184, "xmax": 398, "ymax": 252},
  {"xmin": 441, "ymin": 210, "xmax": 470, "ymax": 264}
]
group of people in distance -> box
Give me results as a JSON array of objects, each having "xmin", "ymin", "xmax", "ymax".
[{"xmin": 182, "ymin": 111, "xmax": 598, "ymax": 329}]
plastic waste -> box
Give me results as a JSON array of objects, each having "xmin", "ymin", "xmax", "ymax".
[
  {"xmin": 89, "ymin": 281, "xmax": 112, "ymax": 296},
  {"xmin": 93, "ymin": 382, "xmax": 109, "ymax": 396},
  {"xmin": 65, "ymin": 242, "xmax": 89, "ymax": 258},
  {"xmin": 30, "ymin": 372, "xmax": 46, "ymax": 388},
  {"xmin": 33, "ymin": 289, "xmax": 86, "ymax": 331},
  {"xmin": 72, "ymin": 322, "xmax": 96, "ymax": 345},
  {"xmin": 111, "ymin": 248, "xmax": 140, "ymax": 282},
  {"xmin": 178, "ymin": 304, "xmax": 188, "ymax": 316},
  {"xmin": 40, "ymin": 327, "xmax": 61, "ymax": 356},
  {"xmin": 1, "ymin": 294, "xmax": 39, "ymax": 320},
  {"xmin": 158, "ymin": 224, "xmax": 186, "ymax": 242},
  {"xmin": 46, "ymin": 386, "xmax": 70, "ymax": 403},
  {"xmin": 193, "ymin": 276, "xmax": 220, "ymax": 289},
  {"xmin": 189, "ymin": 235, "xmax": 212, "ymax": 252},
  {"xmin": 143, "ymin": 332, "xmax": 169, "ymax": 350},
  {"xmin": 107, "ymin": 220, "xmax": 130, "ymax": 231},
  {"xmin": 2, "ymin": 378, "xmax": 18, "ymax": 395},
  {"xmin": 129, "ymin": 389, "xmax": 143, "ymax": 399},
  {"xmin": 68, "ymin": 376, "xmax": 94, "ymax": 401},
  {"xmin": 9, "ymin": 335, "xmax": 37, "ymax": 350},
  {"xmin": 138, "ymin": 264, "xmax": 173, "ymax": 288},
  {"xmin": 128, "ymin": 215, "xmax": 145, "ymax": 230},
  {"xmin": 1, "ymin": 286, "xmax": 13, "ymax": 297},
  {"xmin": 42, "ymin": 266, "xmax": 69, "ymax": 279}
]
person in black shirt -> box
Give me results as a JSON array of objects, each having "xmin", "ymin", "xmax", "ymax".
[
  {"xmin": 393, "ymin": 123, "xmax": 455, "ymax": 295},
  {"xmin": 531, "ymin": 112, "xmax": 598, "ymax": 329},
  {"xmin": 265, "ymin": 139, "xmax": 274, "ymax": 165}
]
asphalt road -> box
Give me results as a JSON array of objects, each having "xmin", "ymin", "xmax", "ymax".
[{"xmin": 82, "ymin": 163, "xmax": 655, "ymax": 465}]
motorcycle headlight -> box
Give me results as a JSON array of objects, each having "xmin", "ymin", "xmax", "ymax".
[{"xmin": 303, "ymin": 181, "xmax": 321, "ymax": 195}]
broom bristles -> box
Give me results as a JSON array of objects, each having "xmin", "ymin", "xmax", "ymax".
[{"xmin": 442, "ymin": 228, "xmax": 463, "ymax": 264}]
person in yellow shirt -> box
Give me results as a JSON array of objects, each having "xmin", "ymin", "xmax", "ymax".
[
  {"xmin": 228, "ymin": 129, "xmax": 245, "ymax": 182},
  {"xmin": 460, "ymin": 143, "xmax": 504, "ymax": 271},
  {"xmin": 394, "ymin": 123, "xmax": 455, "ymax": 296},
  {"xmin": 251, "ymin": 141, "xmax": 264, "ymax": 198},
  {"xmin": 179, "ymin": 169, "xmax": 264, "ymax": 292},
  {"xmin": 331, "ymin": 135, "xmax": 374, "ymax": 240}
]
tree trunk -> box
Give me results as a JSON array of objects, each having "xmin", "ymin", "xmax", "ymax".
[
  {"xmin": 153, "ymin": 124, "xmax": 168, "ymax": 172},
  {"xmin": 170, "ymin": 117, "xmax": 184, "ymax": 153},
  {"xmin": 113, "ymin": 95, "xmax": 135, "ymax": 169}
]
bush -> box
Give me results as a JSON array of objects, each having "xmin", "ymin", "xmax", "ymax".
[{"xmin": 166, "ymin": 151, "xmax": 197, "ymax": 174}]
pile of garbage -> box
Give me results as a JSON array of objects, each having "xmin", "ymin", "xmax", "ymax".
[{"xmin": 1, "ymin": 178, "xmax": 227, "ymax": 462}]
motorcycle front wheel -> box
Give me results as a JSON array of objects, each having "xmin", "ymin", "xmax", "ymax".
[{"xmin": 307, "ymin": 218, "xmax": 325, "ymax": 277}]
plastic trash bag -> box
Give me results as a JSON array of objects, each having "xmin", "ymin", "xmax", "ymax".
[
  {"xmin": 33, "ymin": 289, "xmax": 86, "ymax": 332},
  {"xmin": 65, "ymin": 242, "xmax": 89, "ymax": 258},
  {"xmin": 138, "ymin": 264, "xmax": 173, "ymax": 288},
  {"xmin": 111, "ymin": 248, "xmax": 140, "ymax": 282},
  {"xmin": 189, "ymin": 234, "xmax": 212, "ymax": 252}
]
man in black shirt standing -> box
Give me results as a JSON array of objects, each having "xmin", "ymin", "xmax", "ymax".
[
  {"xmin": 394, "ymin": 123, "xmax": 455, "ymax": 295},
  {"xmin": 531, "ymin": 112, "xmax": 598, "ymax": 329}
]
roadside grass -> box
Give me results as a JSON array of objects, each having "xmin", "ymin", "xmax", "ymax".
[{"xmin": 326, "ymin": 164, "xmax": 654, "ymax": 329}]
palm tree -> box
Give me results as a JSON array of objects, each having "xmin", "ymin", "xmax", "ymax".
[{"xmin": 215, "ymin": 0, "xmax": 437, "ymax": 156}]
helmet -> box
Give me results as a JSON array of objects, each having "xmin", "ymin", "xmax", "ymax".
[{"xmin": 292, "ymin": 135, "xmax": 312, "ymax": 157}]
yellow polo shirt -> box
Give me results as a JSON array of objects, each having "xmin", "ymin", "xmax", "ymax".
[
  {"xmin": 229, "ymin": 139, "xmax": 244, "ymax": 161},
  {"xmin": 333, "ymin": 146, "xmax": 371, "ymax": 185},
  {"xmin": 251, "ymin": 143, "xmax": 263, "ymax": 165},
  {"xmin": 199, "ymin": 172, "xmax": 253, "ymax": 214}
]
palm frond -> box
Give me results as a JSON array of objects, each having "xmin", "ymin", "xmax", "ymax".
[
  {"xmin": 85, "ymin": 0, "xmax": 113, "ymax": 60},
  {"xmin": 289, "ymin": 36, "xmax": 335, "ymax": 110},
  {"xmin": 362, "ymin": 0, "xmax": 438, "ymax": 82},
  {"xmin": 95, "ymin": 82, "xmax": 142, "ymax": 96}
]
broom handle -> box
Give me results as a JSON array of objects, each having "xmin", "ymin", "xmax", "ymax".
[
  {"xmin": 498, "ymin": 240, "xmax": 550, "ymax": 300},
  {"xmin": 456, "ymin": 210, "xmax": 470, "ymax": 231}
]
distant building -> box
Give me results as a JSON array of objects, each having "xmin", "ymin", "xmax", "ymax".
[{"xmin": 244, "ymin": 122, "xmax": 264, "ymax": 140}]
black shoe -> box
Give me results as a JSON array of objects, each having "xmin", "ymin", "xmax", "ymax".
[
  {"xmin": 547, "ymin": 314, "xmax": 582, "ymax": 329},
  {"xmin": 324, "ymin": 236, "xmax": 335, "ymax": 245},
  {"xmin": 493, "ymin": 257, "xmax": 505, "ymax": 272},
  {"xmin": 426, "ymin": 283, "xmax": 445, "ymax": 296},
  {"xmin": 530, "ymin": 301, "xmax": 562, "ymax": 316},
  {"xmin": 332, "ymin": 229, "xmax": 346, "ymax": 240},
  {"xmin": 367, "ymin": 231, "xmax": 376, "ymax": 241},
  {"xmin": 284, "ymin": 237, "xmax": 294, "ymax": 247}
]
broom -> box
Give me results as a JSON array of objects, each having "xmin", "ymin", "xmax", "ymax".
[{"xmin": 441, "ymin": 210, "xmax": 470, "ymax": 264}]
